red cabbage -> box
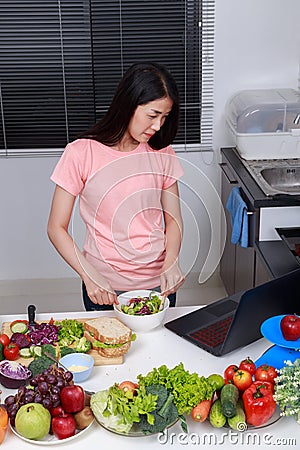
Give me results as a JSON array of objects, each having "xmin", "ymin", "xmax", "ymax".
[
  {"xmin": 0, "ymin": 361, "xmax": 32, "ymax": 380},
  {"xmin": 27, "ymin": 322, "xmax": 60, "ymax": 345},
  {"xmin": 10, "ymin": 332, "xmax": 31, "ymax": 349}
]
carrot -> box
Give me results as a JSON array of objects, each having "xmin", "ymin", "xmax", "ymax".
[
  {"xmin": 0, "ymin": 426, "xmax": 8, "ymax": 445},
  {"xmin": 0, "ymin": 406, "xmax": 8, "ymax": 445},
  {"xmin": 191, "ymin": 398, "xmax": 213, "ymax": 423},
  {"xmin": 0, "ymin": 391, "xmax": 8, "ymax": 444}
]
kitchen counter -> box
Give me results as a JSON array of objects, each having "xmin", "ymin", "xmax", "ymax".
[
  {"xmin": 221, "ymin": 147, "xmax": 300, "ymax": 281},
  {"xmin": 221, "ymin": 147, "xmax": 300, "ymax": 208},
  {"xmin": 1, "ymin": 308, "xmax": 299, "ymax": 449}
]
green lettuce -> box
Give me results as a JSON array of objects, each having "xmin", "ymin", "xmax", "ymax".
[
  {"xmin": 137, "ymin": 362, "xmax": 215, "ymax": 415},
  {"xmin": 90, "ymin": 384, "xmax": 157, "ymax": 434}
]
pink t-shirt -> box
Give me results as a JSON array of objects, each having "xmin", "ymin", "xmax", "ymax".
[{"xmin": 51, "ymin": 138, "xmax": 184, "ymax": 290}]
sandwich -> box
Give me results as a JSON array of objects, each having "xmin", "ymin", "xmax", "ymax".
[{"xmin": 84, "ymin": 317, "xmax": 135, "ymax": 358}]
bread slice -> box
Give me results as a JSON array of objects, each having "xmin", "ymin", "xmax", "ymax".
[
  {"xmin": 84, "ymin": 317, "xmax": 132, "ymax": 344},
  {"xmin": 84, "ymin": 317, "xmax": 133, "ymax": 358},
  {"xmin": 96, "ymin": 341, "xmax": 131, "ymax": 358}
]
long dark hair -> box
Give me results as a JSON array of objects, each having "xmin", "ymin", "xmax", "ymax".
[{"xmin": 81, "ymin": 62, "xmax": 180, "ymax": 150}]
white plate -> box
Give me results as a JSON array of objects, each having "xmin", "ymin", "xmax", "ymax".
[
  {"xmin": 10, "ymin": 419, "xmax": 94, "ymax": 445},
  {"xmin": 95, "ymin": 416, "xmax": 178, "ymax": 437}
]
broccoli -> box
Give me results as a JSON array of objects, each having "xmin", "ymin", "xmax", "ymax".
[
  {"xmin": 28, "ymin": 355, "xmax": 54, "ymax": 377},
  {"xmin": 138, "ymin": 384, "xmax": 178, "ymax": 435},
  {"xmin": 60, "ymin": 346, "xmax": 76, "ymax": 358},
  {"xmin": 73, "ymin": 337, "xmax": 92, "ymax": 353},
  {"xmin": 41, "ymin": 343, "xmax": 57, "ymax": 359}
]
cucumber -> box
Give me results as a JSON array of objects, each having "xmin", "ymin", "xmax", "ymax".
[
  {"xmin": 220, "ymin": 383, "xmax": 239, "ymax": 418},
  {"xmin": 19, "ymin": 348, "xmax": 32, "ymax": 358},
  {"xmin": 10, "ymin": 321, "xmax": 28, "ymax": 334},
  {"xmin": 30, "ymin": 346, "xmax": 42, "ymax": 358},
  {"xmin": 227, "ymin": 400, "xmax": 246, "ymax": 431},
  {"xmin": 209, "ymin": 399, "xmax": 227, "ymax": 428}
]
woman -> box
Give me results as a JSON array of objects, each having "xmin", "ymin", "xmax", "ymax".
[{"xmin": 47, "ymin": 62, "xmax": 185, "ymax": 310}]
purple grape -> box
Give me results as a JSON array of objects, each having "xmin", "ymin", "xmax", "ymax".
[
  {"xmin": 4, "ymin": 396, "xmax": 15, "ymax": 407},
  {"xmin": 51, "ymin": 386, "xmax": 60, "ymax": 396},
  {"xmin": 50, "ymin": 393, "xmax": 59, "ymax": 404},
  {"xmin": 56, "ymin": 379, "xmax": 64, "ymax": 388},
  {"xmin": 64, "ymin": 371, "xmax": 73, "ymax": 383},
  {"xmin": 42, "ymin": 398, "xmax": 52, "ymax": 410},
  {"xmin": 46, "ymin": 374, "xmax": 57, "ymax": 385},
  {"xmin": 18, "ymin": 386, "xmax": 27, "ymax": 396},
  {"xmin": 38, "ymin": 381, "xmax": 49, "ymax": 394},
  {"xmin": 7, "ymin": 404, "xmax": 18, "ymax": 418},
  {"xmin": 24, "ymin": 391, "xmax": 35, "ymax": 403},
  {"xmin": 34, "ymin": 394, "xmax": 43, "ymax": 403},
  {"xmin": 30, "ymin": 378, "xmax": 38, "ymax": 387}
]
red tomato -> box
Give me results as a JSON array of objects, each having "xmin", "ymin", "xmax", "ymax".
[
  {"xmin": 233, "ymin": 369, "xmax": 253, "ymax": 391},
  {"xmin": 224, "ymin": 364, "xmax": 238, "ymax": 382},
  {"xmin": 255, "ymin": 364, "xmax": 278, "ymax": 383},
  {"xmin": 3, "ymin": 343, "xmax": 19, "ymax": 360},
  {"xmin": 239, "ymin": 357, "xmax": 256, "ymax": 376},
  {"xmin": 0, "ymin": 334, "xmax": 10, "ymax": 348},
  {"xmin": 118, "ymin": 381, "xmax": 138, "ymax": 394}
]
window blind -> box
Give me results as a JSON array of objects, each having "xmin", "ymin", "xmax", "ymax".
[{"xmin": 0, "ymin": 0, "xmax": 215, "ymax": 157}]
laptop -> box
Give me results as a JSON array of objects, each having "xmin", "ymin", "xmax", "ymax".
[{"xmin": 164, "ymin": 268, "xmax": 300, "ymax": 356}]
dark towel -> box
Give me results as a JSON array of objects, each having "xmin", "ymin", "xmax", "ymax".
[{"xmin": 226, "ymin": 187, "xmax": 248, "ymax": 248}]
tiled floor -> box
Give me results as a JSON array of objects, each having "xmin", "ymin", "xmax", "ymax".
[{"xmin": 0, "ymin": 272, "xmax": 227, "ymax": 316}]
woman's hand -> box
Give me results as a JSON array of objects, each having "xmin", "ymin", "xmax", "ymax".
[
  {"xmin": 48, "ymin": 186, "xmax": 118, "ymax": 306},
  {"xmin": 160, "ymin": 182, "xmax": 185, "ymax": 297},
  {"xmin": 83, "ymin": 274, "xmax": 118, "ymax": 306},
  {"xmin": 160, "ymin": 258, "xmax": 185, "ymax": 297}
]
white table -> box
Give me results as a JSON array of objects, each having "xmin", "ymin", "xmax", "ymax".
[{"xmin": 1, "ymin": 307, "xmax": 299, "ymax": 449}]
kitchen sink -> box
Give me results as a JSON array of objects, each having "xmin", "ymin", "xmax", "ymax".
[
  {"xmin": 260, "ymin": 167, "xmax": 300, "ymax": 194},
  {"xmin": 243, "ymin": 158, "xmax": 300, "ymax": 196}
]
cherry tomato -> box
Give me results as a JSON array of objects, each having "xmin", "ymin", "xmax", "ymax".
[
  {"xmin": 233, "ymin": 369, "xmax": 253, "ymax": 391},
  {"xmin": 255, "ymin": 364, "xmax": 278, "ymax": 383},
  {"xmin": 4, "ymin": 343, "xmax": 19, "ymax": 360},
  {"xmin": 118, "ymin": 381, "xmax": 138, "ymax": 394},
  {"xmin": 224, "ymin": 364, "xmax": 238, "ymax": 382},
  {"xmin": 239, "ymin": 357, "xmax": 256, "ymax": 376},
  {"xmin": 0, "ymin": 334, "xmax": 10, "ymax": 348}
]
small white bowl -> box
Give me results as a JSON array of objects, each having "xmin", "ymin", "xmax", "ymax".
[
  {"xmin": 113, "ymin": 290, "xmax": 169, "ymax": 333},
  {"xmin": 59, "ymin": 353, "xmax": 94, "ymax": 383}
]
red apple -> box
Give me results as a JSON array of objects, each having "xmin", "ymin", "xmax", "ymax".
[
  {"xmin": 280, "ymin": 314, "xmax": 300, "ymax": 341},
  {"xmin": 60, "ymin": 385, "xmax": 85, "ymax": 413},
  {"xmin": 50, "ymin": 405, "xmax": 65, "ymax": 417},
  {"xmin": 52, "ymin": 413, "xmax": 76, "ymax": 440}
]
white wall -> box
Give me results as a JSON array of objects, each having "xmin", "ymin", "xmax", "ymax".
[{"xmin": 1, "ymin": 0, "xmax": 300, "ymax": 283}]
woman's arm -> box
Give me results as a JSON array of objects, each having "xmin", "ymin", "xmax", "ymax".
[
  {"xmin": 47, "ymin": 185, "xmax": 117, "ymax": 305},
  {"xmin": 160, "ymin": 182, "xmax": 185, "ymax": 296}
]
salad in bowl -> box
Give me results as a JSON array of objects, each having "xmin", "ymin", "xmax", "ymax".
[{"xmin": 113, "ymin": 290, "xmax": 169, "ymax": 332}]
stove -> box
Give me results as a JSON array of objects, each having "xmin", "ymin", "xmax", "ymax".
[{"xmin": 276, "ymin": 227, "xmax": 300, "ymax": 266}]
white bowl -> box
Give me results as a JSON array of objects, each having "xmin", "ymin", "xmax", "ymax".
[
  {"xmin": 59, "ymin": 352, "xmax": 94, "ymax": 383},
  {"xmin": 113, "ymin": 290, "xmax": 169, "ymax": 333}
]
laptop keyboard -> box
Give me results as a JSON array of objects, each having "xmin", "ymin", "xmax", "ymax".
[{"xmin": 188, "ymin": 316, "xmax": 233, "ymax": 348}]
